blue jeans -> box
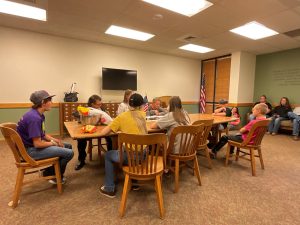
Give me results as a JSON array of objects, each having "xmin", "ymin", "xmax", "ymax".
[
  {"xmin": 27, "ymin": 143, "xmax": 74, "ymax": 176},
  {"xmin": 103, "ymin": 150, "xmax": 128, "ymax": 192},
  {"xmin": 268, "ymin": 117, "xmax": 288, "ymax": 134},
  {"xmin": 288, "ymin": 112, "xmax": 300, "ymax": 136}
]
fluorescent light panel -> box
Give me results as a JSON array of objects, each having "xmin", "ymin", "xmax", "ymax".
[
  {"xmin": 230, "ymin": 21, "xmax": 278, "ymax": 40},
  {"xmin": 0, "ymin": 0, "xmax": 46, "ymax": 21},
  {"xmin": 179, "ymin": 44, "xmax": 214, "ymax": 53},
  {"xmin": 105, "ymin": 25, "xmax": 154, "ymax": 41},
  {"xmin": 143, "ymin": 0, "xmax": 213, "ymax": 17}
]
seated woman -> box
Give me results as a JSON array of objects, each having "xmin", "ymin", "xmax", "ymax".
[
  {"xmin": 150, "ymin": 96, "xmax": 190, "ymax": 154},
  {"xmin": 268, "ymin": 97, "xmax": 292, "ymax": 135},
  {"xmin": 117, "ymin": 89, "xmax": 133, "ymax": 115},
  {"xmin": 228, "ymin": 107, "xmax": 240, "ymax": 130},
  {"xmin": 98, "ymin": 93, "xmax": 147, "ymax": 198}
]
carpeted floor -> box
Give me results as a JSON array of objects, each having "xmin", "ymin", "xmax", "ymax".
[{"xmin": 0, "ymin": 134, "xmax": 299, "ymax": 225}]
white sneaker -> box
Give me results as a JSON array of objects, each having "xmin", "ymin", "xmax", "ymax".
[{"xmin": 49, "ymin": 177, "xmax": 66, "ymax": 185}]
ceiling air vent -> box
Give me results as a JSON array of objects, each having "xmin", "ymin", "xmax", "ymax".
[
  {"xmin": 284, "ymin": 28, "xmax": 300, "ymax": 38},
  {"xmin": 177, "ymin": 34, "xmax": 198, "ymax": 42}
]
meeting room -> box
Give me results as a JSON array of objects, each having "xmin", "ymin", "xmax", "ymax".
[{"xmin": 0, "ymin": 0, "xmax": 300, "ymax": 224}]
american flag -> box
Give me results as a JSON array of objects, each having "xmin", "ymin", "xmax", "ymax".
[
  {"xmin": 143, "ymin": 95, "xmax": 149, "ymax": 112},
  {"xmin": 200, "ymin": 74, "xmax": 206, "ymax": 113}
]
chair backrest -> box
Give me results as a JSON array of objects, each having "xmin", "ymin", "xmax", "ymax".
[
  {"xmin": 118, "ymin": 133, "xmax": 167, "ymax": 175},
  {"xmin": 192, "ymin": 119, "xmax": 213, "ymax": 147},
  {"xmin": 241, "ymin": 119, "xmax": 270, "ymax": 146},
  {"xmin": 157, "ymin": 96, "xmax": 172, "ymax": 108},
  {"xmin": 167, "ymin": 125, "xmax": 204, "ymax": 156},
  {"xmin": 0, "ymin": 123, "xmax": 37, "ymax": 166}
]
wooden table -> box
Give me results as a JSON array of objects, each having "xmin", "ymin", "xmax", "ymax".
[{"xmin": 64, "ymin": 113, "xmax": 236, "ymax": 140}]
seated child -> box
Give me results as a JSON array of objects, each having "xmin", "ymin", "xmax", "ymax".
[
  {"xmin": 228, "ymin": 107, "xmax": 240, "ymax": 130},
  {"xmin": 210, "ymin": 103, "xmax": 268, "ymax": 157}
]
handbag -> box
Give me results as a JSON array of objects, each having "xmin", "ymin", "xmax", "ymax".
[
  {"xmin": 64, "ymin": 82, "xmax": 78, "ymax": 102},
  {"xmin": 64, "ymin": 92, "xmax": 78, "ymax": 102}
]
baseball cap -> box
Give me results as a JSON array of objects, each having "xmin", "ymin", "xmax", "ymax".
[
  {"xmin": 129, "ymin": 93, "xmax": 144, "ymax": 107},
  {"xmin": 30, "ymin": 90, "xmax": 55, "ymax": 105},
  {"xmin": 219, "ymin": 99, "xmax": 228, "ymax": 104}
]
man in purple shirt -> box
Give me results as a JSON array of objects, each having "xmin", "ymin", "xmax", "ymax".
[{"xmin": 17, "ymin": 90, "xmax": 74, "ymax": 184}]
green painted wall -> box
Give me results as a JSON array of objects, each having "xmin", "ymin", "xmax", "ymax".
[
  {"xmin": 0, "ymin": 107, "xmax": 60, "ymax": 138},
  {"xmin": 255, "ymin": 47, "xmax": 300, "ymax": 104},
  {"xmin": 183, "ymin": 104, "xmax": 199, "ymax": 114}
]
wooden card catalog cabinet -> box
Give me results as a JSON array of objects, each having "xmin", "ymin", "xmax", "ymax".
[
  {"xmin": 59, "ymin": 102, "xmax": 120, "ymax": 136},
  {"xmin": 59, "ymin": 102, "xmax": 88, "ymax": 136}
]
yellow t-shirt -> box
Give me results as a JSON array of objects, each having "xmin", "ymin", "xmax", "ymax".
[{"xmin": 109, "ymin": 110, "xmax": 146, "ymax": 134}]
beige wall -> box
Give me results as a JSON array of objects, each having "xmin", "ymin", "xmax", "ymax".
[
  {"xmin": 229, "ymin": 51, "xmax": 256, "ymax": 103},
  {"xmin": 0, "ymin": 26, "xmax": 201, "ymax": 103}
]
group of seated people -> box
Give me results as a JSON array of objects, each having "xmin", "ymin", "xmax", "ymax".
[
  {"xmin": 14, "ymin": 90, "xmax": 299, "ymax": 200},
  {"xmin": 15, "ymin": 89, "xmax": 189, "ymax": 198},
  {"xmin": 249, "ymin": 95, "xmax": 300, "ymax": 140}
]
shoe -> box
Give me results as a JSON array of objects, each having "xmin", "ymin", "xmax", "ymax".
[
  {"xmin": 131, "ymin": 184, "xmax": 140, "ymax": 191},
  {"xmin": 75, "ymin": 161, "xmax": 85, "ymax": 170},
  {"xmin": 293, "ymin": 136, "xmax": 299, "ymax": 141},
  {"xmin": 271, "ymin": 132, "xmax": 277, "ymax": 136},
  {"xmin": 266, "ymin": 132, "xmax": 271, "ymax": 135},
  {"xmin": 99, "ymin": 185, "xmax": 116, "ymax": 198},
  {"xmin": 49, "ymin": 177, "xmax": 66, "ymax": 185}
]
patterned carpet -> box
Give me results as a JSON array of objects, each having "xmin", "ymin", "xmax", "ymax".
[{"xmin": 0, "ymin": 134, "xmax": 299, "ymax": 225}]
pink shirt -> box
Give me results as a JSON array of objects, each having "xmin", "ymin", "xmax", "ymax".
[{"xmin": 242, "ymin": 117, "xmax": 266, "ymax": 144}]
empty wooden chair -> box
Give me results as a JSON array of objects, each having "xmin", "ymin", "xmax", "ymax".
[
  {"xmin": 225, "ymin": 120, "xmax": 270, "ymax": 176},
  {"xmin": 167, "ymin": 125, "xmax": 204, "ymax": 193},
  {"xmin": 118, "ymin": 133, "xmax": 167, "ymax": 219},
  {"xmin": 0, "ymin": 123, "xmax": 63, "ymax": 208},
  {"xmin": 192, "ymin": 119, "xmax": 214, "ymax": 168}
]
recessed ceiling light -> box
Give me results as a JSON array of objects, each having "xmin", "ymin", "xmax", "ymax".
[
  {"xmin": 143, "ymin": 0, "xmax": 213, "ymax": 17},
  {"xmin": 230, "ymin": 21, "xmax": 279, "ymax": 40},
  {"xmin": 0, "ymin": 0, "xmax": 46, "ymax": 21},
  {"xmin": 105, "ymin": 25, "xmax": 155, "ymax": 41},
  {"xmin": 179, "ymin": 44, "xmax": 214, "ymax": 53}
]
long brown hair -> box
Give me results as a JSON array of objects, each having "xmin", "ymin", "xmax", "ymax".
[
  {"xmin": 280, "ymin": 97, "xmax": 291, "ymax": 108},
  {"xmin": 168, "ymin": 96, "xmax": 190, "ymax": 125},
  {"xmin": 123, "ymin": 89, "xmax": 133, "ymax": 104}
]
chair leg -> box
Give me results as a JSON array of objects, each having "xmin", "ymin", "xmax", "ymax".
[
  {"xmin": 12, "ymin": 167, "xmax": 25, "ymax": 208},
  {"xmin": 194, "ymin": 157, "xmax": 202, "ymax": 186},
  {"xmin": 54, "ymin": 162, "xmax": 63, "ymax": 194},
  {"xmin": 204, "ymin": 147, "xmax": 213, "ymax": 169},
  {"xmin": 97, "ymin": 138, "xmax": 101, "ymax": 160},
  {"xmin": 174, "ymin": 159, "xmax": 179, "ymax": 193},
  {"xmin": 258, "ymin": 147, "xmax": 265, "ymax": 169},
  {"xmin": 119, "ymin": 174, "xmax": 131, "ymax": 217},
  {"xmin": 225, "ymin": 144, "xmax": 231, "ymax": 166},
  {"xmin": 88, "ymin": 139, "xmax": 93, "ymax": 161},
  {"xmin": 250, "ymin": 148, "xmax": 256, "ymax": 176},
  {"xmin": 155, "ymin": 175, "xmax": 165, "ymax": 219},
  {"xmin": 235, "ymin": 148, "xmax": 240, "ymax": 161}
]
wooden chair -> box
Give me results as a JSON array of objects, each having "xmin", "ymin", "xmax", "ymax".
[
  {"xmin": 192, "ymin": 119, "xmax": 214, "ymax": 168},
  {"xmin": 167, "ymin": 125, "xmax": 204, "ymax": 193},
  {"xmin": 118, "ymin": 133, "xmax": 167, "ymax": 219},
  {"xmin": 218, "ymin": 125, "xmax": 228, "ymax": 141},
  {"xmin": 225, "ymin": 120, "xmax": 270, "ymax": 176},
  {"xmin": 0, "ymin": 123, "xmax": 63, "ymax": 208},
  {"xmin": 157, "ymin": 96, "xmax": 172, "ymax": 108}
]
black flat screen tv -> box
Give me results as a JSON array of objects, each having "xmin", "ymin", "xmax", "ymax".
[{"xmin": 102, "ymin": 67, "xmax": 137, "ymax": 90}]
